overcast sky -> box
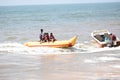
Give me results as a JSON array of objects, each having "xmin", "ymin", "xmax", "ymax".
[{"xmin": 0, "ymin": 0, "xmax": 120, "ymax": 6}]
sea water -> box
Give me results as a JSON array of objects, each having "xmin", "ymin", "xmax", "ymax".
[{"xmin": 0, "ymin": 2, "xmax": 120, "ymax": 80}]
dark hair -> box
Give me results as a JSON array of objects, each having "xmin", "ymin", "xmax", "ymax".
[{"xmin": 40, "ymin": 29, "xmax": 43, "ymax": 32}]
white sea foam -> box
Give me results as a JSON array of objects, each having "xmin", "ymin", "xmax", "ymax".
[
  {"xmin": 112, "ymin": 65, "xmax": 120, "ymax": 68},
  {"xmin": 84, "ymin": 56, "xmax": 120, "ymax": 64},
  {"xmin": 74, "ymin": 42, "xmax": 120, "ymax": 53},
  {"xmin": 98, "ymin": 57, "xmax": 120, "ymax": 61},
  {"xmin": 84, "ymin": 59, "xmax": 98, "ymax": 63},
  {"xmin": 0, "ymin": 42, "xmax": 120, "ymax": 55},
  {"xmin": 0, "ymin": 42, "xmax": 78, "ymax": 55}
]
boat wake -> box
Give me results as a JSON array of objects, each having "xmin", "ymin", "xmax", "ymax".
[
  {"xmin": 0, "ymin": 42, "xmax": 120, "ymax": 55},
  {"xmin": 74, "ymin": 42, "xmax": 120, "ymax": 53}
]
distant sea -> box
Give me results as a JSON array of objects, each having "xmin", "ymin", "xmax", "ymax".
[
  {"xmin": 0, "ymin": 2, "xmax": 120, "ymax": 80},
  {"xmin": 0, "ymin": 2, "xmax": 120, "ymax": 42}
]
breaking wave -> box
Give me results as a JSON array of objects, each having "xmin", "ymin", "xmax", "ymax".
[{"xmin": 0, "ymin": 42, "xmax": 120, "ymax": 55}]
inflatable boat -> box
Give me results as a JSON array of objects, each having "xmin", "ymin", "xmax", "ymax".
[{"xmin": 24, "ymin": 36, "xmax": 77, "ymax": 48}]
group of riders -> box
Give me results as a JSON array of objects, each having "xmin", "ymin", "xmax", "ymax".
[{"xmin": 39, "ymin": 29, "xmax": 56, "ymax": 42}]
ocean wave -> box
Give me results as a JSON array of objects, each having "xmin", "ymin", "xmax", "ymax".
[
  {"xmin": 0, "ymin": 42, "xmax": 79, "ymax": 55},
  {"xmin": 111, "ymin": 65, "xmax": 120, "ymax": 69},
  {"xmin": 84, "ymin": 56, "xmax": 120, "ymax": 64},
  {"xmin": 74, "ymin": 42, "xmax": 120, "ymax": 53},
  {"xmin": 0, "ymin": 42, "xmax": 120, "ymax": 55}
]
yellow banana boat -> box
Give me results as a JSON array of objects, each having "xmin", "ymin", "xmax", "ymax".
[{"xmin": 24, "ymin": 36, "xmax": 77, "ymax": 48}]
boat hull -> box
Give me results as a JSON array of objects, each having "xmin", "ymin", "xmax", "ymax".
[
  {"xmin": 24, "ymin": 36, "xmax": 77, "ymax": 48},
  {"xmin": 93, "ymin": 39, "xmax": 120, "ymax": 48}
]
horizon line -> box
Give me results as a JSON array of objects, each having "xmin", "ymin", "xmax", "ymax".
[{"xmin": 0, "ymin": 1, "xmax": 120, "ymax": 7}]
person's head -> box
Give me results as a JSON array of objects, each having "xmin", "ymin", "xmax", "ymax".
[
  {"xmin": 40, "ymin": 29, "xmax": 43, "ymax": 33},
  {"xmin": 110, "ymin": 33, "xmax": 112, "ymax": 35},
  {"xmin": 50, "ymin": 33, "xmax": 53, "ymax": 35}
]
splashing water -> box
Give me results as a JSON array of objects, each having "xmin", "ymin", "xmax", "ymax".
[{"xmin": 0, "ymin": 42, "xmax": 120, "ymax": 55}]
